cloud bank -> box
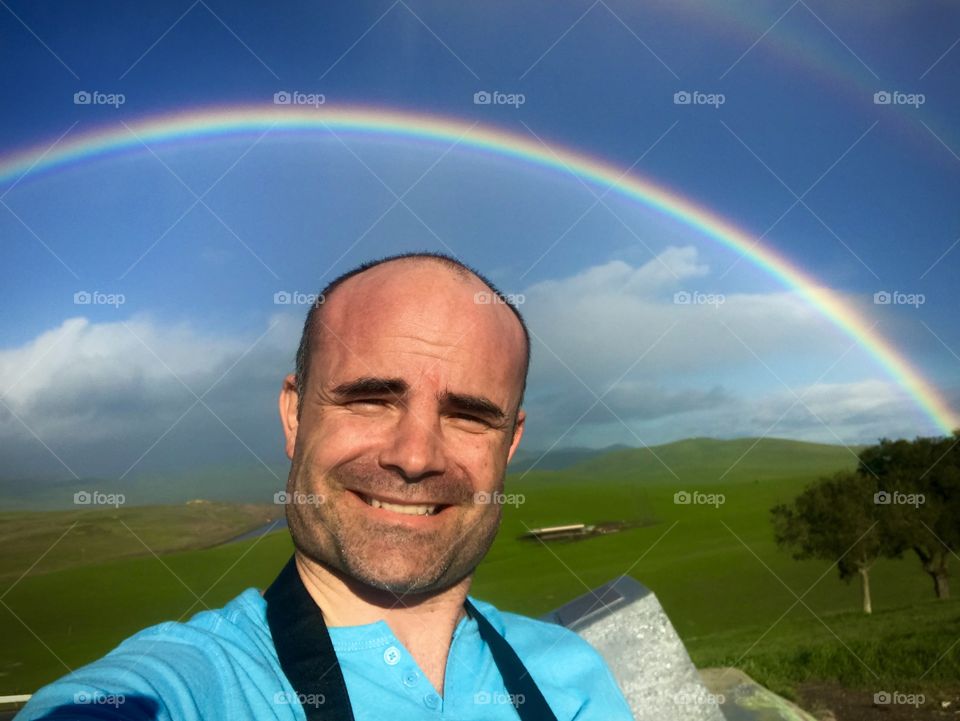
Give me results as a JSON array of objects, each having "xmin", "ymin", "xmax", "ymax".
[{"xmin": 0, "ymin": 248, "xmax": 934, "ymax": 480}]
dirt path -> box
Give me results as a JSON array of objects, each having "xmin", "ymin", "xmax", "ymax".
[{"xmin": 797, "ymin": 682, "xmax": 960, "ymax": 720}]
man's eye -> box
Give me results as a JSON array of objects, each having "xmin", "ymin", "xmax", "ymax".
[
  {"xmin": 451, "ymin": 413, "xmax": 488, "ymax": 426},
  {"xmin": 350, "ymin": 399, "xmax": 388, "ymax": 407}
]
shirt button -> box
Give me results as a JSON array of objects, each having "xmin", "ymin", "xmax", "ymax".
[
  {"xmin": 423, "ymin": 693, "xmax": 440, "ymax": 709},
  {"xmin": 383, "ymin": 646, "xmax": 401, "ymax": 666},
  {"xmin": 403, "ymin": 671, "xmax": 418, "ymax": 687}
]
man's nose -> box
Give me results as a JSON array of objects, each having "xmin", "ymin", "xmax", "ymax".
[{"xmin": 378, "ymin": 405, "xmax": 447, "ymax": 481}]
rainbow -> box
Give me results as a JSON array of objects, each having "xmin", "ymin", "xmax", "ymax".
[{"xmin": 1, "ymin": 104, "xmax": 956, "ymax": 434}]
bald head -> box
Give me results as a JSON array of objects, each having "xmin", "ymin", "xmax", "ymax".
[{"xmin": 294, "ymin": 253, "xmax": 530, "ymax": 421}]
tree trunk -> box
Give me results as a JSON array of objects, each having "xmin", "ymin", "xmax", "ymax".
[
  {"xmin": 859, "ymin": 566, "xmax": 873, "ymax": 614},
  {"xmin": 931, "ymin": 570, "xmax": 950, "ymax": 599},
  {"xmin": 917, "ymin": 547, "xmax": 951, "ymax": 599}
]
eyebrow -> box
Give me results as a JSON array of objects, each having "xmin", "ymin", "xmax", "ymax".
[
  {"xmin": 440, "ymin": 391, "xmax": 506, "ymax": 423},
  {"xmin": 330, "ymin": 377, "xmax": 409, "ymax": 399},
  {"xmin": 328, "ymin": 376, "xmax": 507, "ymax": 423}
]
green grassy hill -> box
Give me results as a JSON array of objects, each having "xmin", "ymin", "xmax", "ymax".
[
  {"xmin": 0, "ymin": 502, "xmax": 282, "ymax": 583},
  {"xmin": 3, "ymin": 437, "xmax": 953, "ymax": 700},
  {"xmin": 550, "ymin": 436, "xmax": 862, "ymax": 483}
]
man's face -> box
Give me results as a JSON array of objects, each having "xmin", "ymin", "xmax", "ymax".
[{"xmin": 279, "ymin": 261, "xmax": 526, "ymax": 596}]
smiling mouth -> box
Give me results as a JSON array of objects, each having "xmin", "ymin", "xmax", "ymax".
[{"xmin": 357, "ymin": 492, "xmax": 446, "ymax": 517}]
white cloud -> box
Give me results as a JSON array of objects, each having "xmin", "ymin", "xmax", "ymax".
[
  {"xmin": 744, "ymin": 379, "xmax": 926, "ymax": 442},
  {"xmin": 521, "ymin": 247, "xmax": 854, "ymax": 384},
  {"xmin": 526, "ymin": 379, "xmax": 929, "ymax": 449},
  {"xmin": 523, "ymin": 246, "xmax": 708, "ymax": 299},
  {"xmin": 0, "ymin": 314, "xmax": 301, "ymax": 478},
  {"xmin": 513, "ymin": 248, "xmax": 930, "ymax": 447}
]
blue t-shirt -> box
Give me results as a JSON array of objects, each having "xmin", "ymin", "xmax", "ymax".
[{"xmin": 17, "ymin": 588, "xmax": 635, "ymax": 720}]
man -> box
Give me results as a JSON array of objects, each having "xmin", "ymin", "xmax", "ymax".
[{"xmin": 18, "ymin": 252, "xmax": 634, "ymax": 721}]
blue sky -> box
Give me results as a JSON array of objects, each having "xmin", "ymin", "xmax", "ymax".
[{"xmin": 1, "ymin": 1, "xmax": 958, "ymax": 481}]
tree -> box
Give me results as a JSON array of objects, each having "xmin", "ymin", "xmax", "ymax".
[
  {"xmin": 771, "ymin": 470, "xmax": 899, "ymax": 614},
  {"xmin": 858, "ymin": 432, "xmax": 960, "ymax": 600}
]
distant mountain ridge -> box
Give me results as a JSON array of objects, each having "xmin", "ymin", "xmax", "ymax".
[
  {"xmin": 505, "ymin": 443, "xmax": 632, "ymax": 473},
  {"xmin": 0, "ymin": 437, "xmax": 862, "ymax": 509},
  {"xmin": 0, "ymin": 464, "xmax": 289, "ymax": 511}
]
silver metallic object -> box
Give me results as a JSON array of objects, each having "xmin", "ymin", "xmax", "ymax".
[{"xmin": 542, "ymin": 576, "xmax": 726, "ymax": 721}]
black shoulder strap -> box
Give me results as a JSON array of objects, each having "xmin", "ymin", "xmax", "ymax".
[
  {"xmin": 465, "ymin": 598, "xmax": 559, "ymax": 721},
  {"xmin": 264, "ymin": 555, "xmax": 558, "ymax": 721},
  {"xmin": 264, "ymin": 556, "xmax": 356, "ymax": 721}
]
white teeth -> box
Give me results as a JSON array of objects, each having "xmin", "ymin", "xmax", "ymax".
[{"xmin": 365, "ymin": 496, "xmax": 439, "ymax": 516}]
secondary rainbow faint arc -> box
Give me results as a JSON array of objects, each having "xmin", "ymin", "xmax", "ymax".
[{"xmin": 0, "ymin": 104, "xmax": 955, "ymax": 434}]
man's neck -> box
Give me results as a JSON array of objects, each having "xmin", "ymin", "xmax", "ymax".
[{"xmin": 294, "ymin": 554, "xmax": 470, "ymax": 695}]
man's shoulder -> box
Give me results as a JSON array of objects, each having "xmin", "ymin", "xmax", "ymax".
[
  {"xmin": 96, "ymin": 586, "xmax": 271, "ymax": 663},
  {"xmin": 131, "ymin": 587, "xmax": 268, "ymax": 645},
  {"xmin": 17, "ymin": 588, "xmax": 277, "ymax": 721}
]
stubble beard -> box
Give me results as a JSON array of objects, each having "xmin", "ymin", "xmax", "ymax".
[{"xmin": 285, "ymin": 454, "xmax": 503, "ymax": 596}]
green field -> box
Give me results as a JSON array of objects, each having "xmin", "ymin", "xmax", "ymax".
[
  {"xmin": 0, "ymin": 501, "xmax": 281, "ymax": 582},
  {"xmin": 2, "ymin": 438, "xmax": 956, "ymax": 700}
]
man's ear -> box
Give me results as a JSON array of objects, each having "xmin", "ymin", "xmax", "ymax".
[
  {"xmin": 506, "ymin": 408, "xmax": 525, "ymax": 464},
  {"xmin": 279, "ymin": 374, "xmax": 299, "ymax": 460}
]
